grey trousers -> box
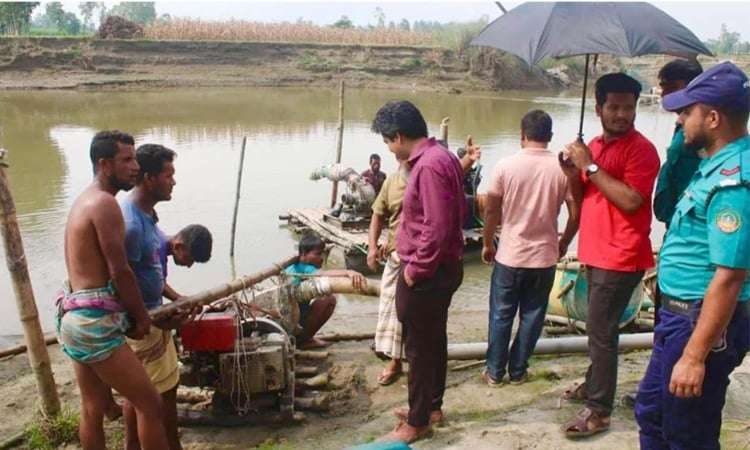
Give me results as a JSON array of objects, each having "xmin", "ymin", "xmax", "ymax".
[{"xmin": 584, "ymin": 266, "xmax": 644, "ymax": 415}]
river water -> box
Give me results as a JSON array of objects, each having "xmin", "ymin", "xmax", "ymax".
[{"xmin": 0, "ymin": 87, "xmax": 677, "ymax": 339}]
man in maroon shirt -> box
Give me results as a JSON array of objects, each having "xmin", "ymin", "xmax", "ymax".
[
  {"xmin": 560, "ymin": 73, "xmax": 660, "ymax": 437},
  {"xmin": 372, "ymin": 100, "xmax": 465, "ymax": 444},
  {"xmin": 361, "ymin": 153, "xmax": 387, "ymax": 195}
]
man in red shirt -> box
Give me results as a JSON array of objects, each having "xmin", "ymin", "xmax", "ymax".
[{"xmin": 560, "ymin": 73, "xmax": 660, "ymax": 437}]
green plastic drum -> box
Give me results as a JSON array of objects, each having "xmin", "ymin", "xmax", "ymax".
[{"xmin": 548, "ymin": 261, "xmax": 644, "ymax": 328}]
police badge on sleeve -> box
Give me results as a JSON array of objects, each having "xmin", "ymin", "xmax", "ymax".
[{"xmin": 716, "ymin": 208, "xmax": 742, "ymax": 233}]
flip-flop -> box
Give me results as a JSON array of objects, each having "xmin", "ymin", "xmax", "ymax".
[{"xmin": 377, "ymin": 369, "xmax": 402, "ymax": 386}]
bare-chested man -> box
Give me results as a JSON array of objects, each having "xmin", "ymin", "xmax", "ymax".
[{"xmin": 57, "ymin": 130, "xmax": 168, "ymax": 450}]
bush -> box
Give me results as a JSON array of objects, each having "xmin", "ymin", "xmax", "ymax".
[
  {"xmin": 25, "ymin": 408, "xmax": 79, "ymax": 450},
  {"xmin": 97, "ymin": 15, "xmax": 144, "ymax": 39}
]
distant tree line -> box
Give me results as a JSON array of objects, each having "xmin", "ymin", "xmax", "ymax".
[
  {"xmin": 0, "ymin": 2, "xmax": 158, "ymax": 36},
  {"xmin": 704, "ymin": 24, "xmax": 750, "ymax": 55}
]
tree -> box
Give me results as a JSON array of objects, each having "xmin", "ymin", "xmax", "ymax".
[
  {"xmin": 705, "ymin": 23, "xmax": 748, "ymax": 55},
  {"xmin": 79, "ymin": 2, "xmax": 105, "ymax": 31},
  {"xmin": 0, "ymin": 2, "xmax": 39, "ymax": 35},
  {"xmin": 45, "ymin": 2, "xmax": 66, "ymax": 29},
  {"xmin": 40, "ymin": 2, "xmax": 82, "ymax": 35},
  {"xmin": 373, "ymin": 6, "xmax": 385, "ymax": 28},
  {"xmin": 398, "ymin": 18, "xmax": 410, "ymax": 32},
  {"xmin": 331, "ymin": 15, "xmax": 353, "ymax": 29},
  {"xmin": 109, "ymin": 2, "xmax": 156, "ymax": 25}
]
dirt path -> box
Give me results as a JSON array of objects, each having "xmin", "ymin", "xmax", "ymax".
[{"xmin": 2, "ymin": 285, "xmax": 749, "ymax": 449}]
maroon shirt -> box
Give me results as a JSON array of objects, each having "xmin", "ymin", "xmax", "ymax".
[
  {"xmin": 361, "ymin": 168, "xmax": 387, "ymax": 194},
  {"xmin": 397, "ymin": 137, "xmax": 466, "ymax": 282}
]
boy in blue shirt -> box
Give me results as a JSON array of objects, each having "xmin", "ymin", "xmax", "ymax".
[{"xmin": 286, "ymin": 233, "xmax": 366, "ymax": 348}]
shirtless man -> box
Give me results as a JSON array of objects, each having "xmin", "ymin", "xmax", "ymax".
[{"xmin": 58, "ymin": 130, "xmax": 168, "ymax": 450}]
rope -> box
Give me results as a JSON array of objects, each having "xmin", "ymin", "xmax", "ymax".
[{"xmin": 229, "ymin": 277, "xmax": 255, "ymax": 415}]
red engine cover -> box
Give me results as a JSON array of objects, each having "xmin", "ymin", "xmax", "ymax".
[{"xmin": 180, "ymin": 312, "xmax": 237, "ymax": 352}]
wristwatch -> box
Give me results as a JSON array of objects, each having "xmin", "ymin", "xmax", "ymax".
[{"xmin": 585, "ymin": 163, "xmax": 600, "ymax": 176}]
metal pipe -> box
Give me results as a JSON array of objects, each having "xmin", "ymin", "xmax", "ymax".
[
  {"xmin": 577, "ymin": 53, "xmax": 591, "ymax": 141},
  {"xmin": 447, "ymin": 332, "xmax": 654, "ymax": 360}
]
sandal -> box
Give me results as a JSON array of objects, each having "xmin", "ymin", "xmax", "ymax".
[
  {"xmin": 377, "ymin": 369, "xmax": 402, "ymax": 386},
  {"xmin": 562, "ymin": 407, "xmax": 610, "ymax": 438},
  {"xmin": 561, "ymin": 382, "xmax": 587, "ymax": 403}
]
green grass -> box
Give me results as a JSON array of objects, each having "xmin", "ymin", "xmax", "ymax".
[
  {"xmin": 297, "ymin": 50, "xmax": 337, "ymax": 72},
  {"xmin": 24, "ymin": 28, "xmax": 93, "ymax": 38},
  {"xmin": 24, "ymin": 407, "xmax": 79, "ymax": 450},
  {"xmin": 254, "ymin": 437, "xmax": 295, "ymax": 450},
  {"xmin": 400, "ymin": 56, "xmax": 423, "ymax": 70}
]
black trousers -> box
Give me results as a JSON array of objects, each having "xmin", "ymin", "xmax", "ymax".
[
  {"xmin": 584, "ymin": 266, "xmax": 644, "ymax": 415},
  {"xmin": 396, "ymin": 261, "xmax": 463, "ymax": 427}
]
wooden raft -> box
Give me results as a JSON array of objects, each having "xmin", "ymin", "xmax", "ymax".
[
  {"xmin": 282, "ymin": 207, "xmax": 482, "ymax": 254},
  {"xmin": 283, "ymin": 207, "xmax": 374, "ymax": 253}
]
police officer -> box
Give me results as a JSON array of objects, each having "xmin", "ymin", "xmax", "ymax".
[{"xmin": 635, "ymin": 61, "xmax": 750, "ymax": 449}]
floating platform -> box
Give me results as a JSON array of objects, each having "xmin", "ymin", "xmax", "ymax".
[{"xmin": 281, "ymin": 207, "xmax": 483, "ymax": 274}]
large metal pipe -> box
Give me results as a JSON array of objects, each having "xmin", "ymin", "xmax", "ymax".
[{"xmin": 447, "ymin": 332, "xmax": 654, "ymax": 360}]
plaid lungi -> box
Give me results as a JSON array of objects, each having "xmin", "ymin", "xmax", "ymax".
[{"xmin": 374, "ymin": 252, "xmax": 403, "ymax": 359}]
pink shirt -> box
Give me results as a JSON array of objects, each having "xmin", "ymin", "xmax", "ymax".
[
  {"xmin": 397, "ymin": 138, "xmax": 466, "ymax": 282},
  {"xmin": 488, "ymin": 147, "xmax": 571, "ymax": 268}
]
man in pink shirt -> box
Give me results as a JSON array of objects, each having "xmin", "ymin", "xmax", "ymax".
[
  {"xmin": 481, "ymin": 110, "xmax": 581, "ymax": 386},
  {"xmin": 372, "ymin": 100, "xmax": 465, "ymax": 444}
]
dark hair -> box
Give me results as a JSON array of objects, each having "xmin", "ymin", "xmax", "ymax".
[
  {"xmin": 371, "ymin": 100, "xmax": 428, "ymax": 140},
  {"xmin": 705, "ymin": 105, "xmax": 750, "ymax": 131},
  {"xmin": 658, "ymin": 59, "xmax": 703, "ymax": 84},
  {"xmin": 90, "ymin": 130, "xmax": 135, "ymax": 173},
  {"xmin": 298, "ymin": 233, "xmax": 325, "ymax": 256},
  {"xmin": 176, "ymin": 224, "xmax": 212, "ymax": 263},
  {"xmin": 136, "ymin": 144, "xmax": 176, "ymax": 182},
  {"xmin": 521, "ymin": 109, "xmax": 553, "ymax": 142},
  {"xmin": 369, "ymin": 153, "xmax": 381, "ymax": 162},
  {"xmin": 595, "ymin": 73, "xmax": 642, "ymax": 106}
]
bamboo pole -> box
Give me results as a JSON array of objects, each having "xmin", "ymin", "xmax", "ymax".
[
  {"xmin": 150, "ymin": 254, "xmax": 298, "ymax": 321},
  {"xmin": 0, "ymin": 431, "xmax": 25, "ymax": 450},
  {"xmin": 330, "ymin": 80, "xmax": 345, "ymax": 208},
  {"xmin": 295, "ymin": 350, "xmax": 329, "ymax": 360},
  {"xmin": 229, "ymin": 136, "xmax": 247, "ymax": 258},
  {"xmin": 295, "ymin": 394, "xmax": 330, "ymax": 412},
  {"xmin": 0, "ymin": 149, "xmax": 60, "ymax": 417},
  {"xmin": 0, "ymin": 335, "xmax": 57, "ymax": 359},
  {"xmin": 439, "ymin": 117, "xmax": 450, "ymax": 143},
  {"xmin": 298, "ymin": 373, "xmax": 328, "ymax": 389},
  {"xmin": 151, "ymin": 271, "xmax": 379, "ymax": 322},
  {"xmin": 317, "ymin": 332, "xmax": 374, "ymax": 342}
]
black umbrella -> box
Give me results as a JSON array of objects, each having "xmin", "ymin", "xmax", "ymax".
[{"xmin": 471, "ymin": 2, "xmax": 713, "ymax": 139}]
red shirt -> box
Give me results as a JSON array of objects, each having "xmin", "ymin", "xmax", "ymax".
[
  {"xmin": 578, "ymin": 128, "xmax": 660, "ymax": 272},
  {"xmin": 397, "ymin": 138, "xmax": 466, "ymax": 282}
]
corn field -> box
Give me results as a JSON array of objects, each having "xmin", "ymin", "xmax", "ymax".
[{"xmin": 144, "ymin": 19, "xmax": 435, "ymax": 46}]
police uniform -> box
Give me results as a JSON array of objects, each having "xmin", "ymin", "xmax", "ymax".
[{"xmin": 635, "ymin": 135, "xmax": 750, "ymax": 450}]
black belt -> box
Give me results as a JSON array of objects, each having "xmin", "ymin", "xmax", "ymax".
[{"xmin": 662, "ymin": 295, "xmax": 750, "ymax": 317}]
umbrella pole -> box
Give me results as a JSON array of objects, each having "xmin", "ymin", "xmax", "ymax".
[{"xmin": 577, "ymin": 54, "xmax": 591, "ymax": 142}]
